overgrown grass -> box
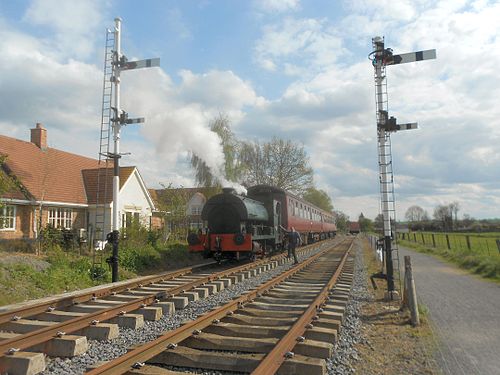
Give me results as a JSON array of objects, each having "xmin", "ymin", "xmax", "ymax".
[
  {"xmin": 399, "ymin": 239, "xmax": 500, "ymax": 282},
  {"xmin": 0, "ymin": 231, "xmax": 202, "ymax": 306},
  {"xmin": 0, "ymin": 247, "xmax": 100, "ymax": 305}
]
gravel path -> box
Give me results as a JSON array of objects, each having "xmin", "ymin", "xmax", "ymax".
[{"xmin": 399, "ymin": 246, "xmax": 500, "ymax": 375}]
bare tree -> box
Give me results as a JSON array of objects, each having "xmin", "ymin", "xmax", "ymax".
[
  {"xmin": 449, "ymin": 201, "xmax": 460, "ymax": 229},
  {"xmin": 240, "ymin": 137, "xmax": 313, "ymax": 195},
  {"xmin": 405, "ymin": 205, "xmax": 428, "ymax": 222},
  {"xmin": 433, "ymin": 204, "xmax": 453, "ymax": 231}
]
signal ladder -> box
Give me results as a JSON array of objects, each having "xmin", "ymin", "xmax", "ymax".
[
  {"xmin": 91, "ymin": 28, "xmax": 115, "ymax": 280},
  {"xmin": 374, "ymin": 57, "xmax": 402, "ymax": 292}
]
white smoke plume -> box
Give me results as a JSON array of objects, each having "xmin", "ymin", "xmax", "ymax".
[{"xmin": 120, "ymin": 68, "xmax": 261, "ymax": 191}]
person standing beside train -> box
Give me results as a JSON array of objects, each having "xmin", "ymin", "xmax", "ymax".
[{"xmin": 280, "ymin": 226, "xmax": 301, "ymax": 264}]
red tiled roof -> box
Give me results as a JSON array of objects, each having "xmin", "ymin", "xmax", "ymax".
[
  {"xmin": 0, "ymin": 134, "xmax": 100, "ymax": 204},
  {"xmin": 0, "ymin": 168, "xmax": 28, "ymax": 200},
  {"xmin": 83, "ymin": 166, "xmax": 135, "ymax": 204}
]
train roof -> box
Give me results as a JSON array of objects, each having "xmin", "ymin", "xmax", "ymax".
[
  {"xmin": 247, "ymin": 184, "xmax": 286, "ymax": 195},
  {"xmin": 247, "ymin": 184, "xmax": 333, "ymax": 217}
]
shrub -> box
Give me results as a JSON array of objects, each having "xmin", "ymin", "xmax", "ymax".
[{"xmin": 119, "ymin": 242, "xmax": 161, "ymax": 273}]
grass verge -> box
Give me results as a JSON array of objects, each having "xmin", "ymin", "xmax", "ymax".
[
  {"xmin": 352, "ymin": 238, "xmax": 440, "ymax": 374},
  {"xmin": 398, "ymin": 239, "xmax": 500, "ymax": 282}
]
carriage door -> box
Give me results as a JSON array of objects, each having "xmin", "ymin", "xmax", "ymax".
[{"xmin": 273, "ymin": 200, "xmax": 282, "ymax": 245}]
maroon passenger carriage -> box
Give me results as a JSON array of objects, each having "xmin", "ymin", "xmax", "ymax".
[{"xmin": 188, "ymin": 184, "xmax": 337, "ymax": 261}]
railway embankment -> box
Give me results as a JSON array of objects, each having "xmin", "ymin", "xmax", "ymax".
[{"xmin": 0, "ymin": 243, "xmax": 202, "ymax": 307}]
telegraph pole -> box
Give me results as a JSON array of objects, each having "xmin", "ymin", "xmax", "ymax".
[
  {"xmin": 107, "ymin": 17, "xmax": 159, "ymax": 282},
  {"xmin": 370, "ymin": 37, "xmax": 436, "ymax": 297}
]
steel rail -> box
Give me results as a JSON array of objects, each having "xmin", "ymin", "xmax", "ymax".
[
  {"xmin": 0, "ymin": 263, "xmax": 211, "ymax": 325},
  {"xmin": 251, "ymin": 239, "xmax": 353, "ymax": 374},
  {"xmin": 84, "ymin": 238, "xmax": 348, "ymax": 375},
  {"xmin": 0, "ymin": 240, "xmax": 330, "ymax": 356}
]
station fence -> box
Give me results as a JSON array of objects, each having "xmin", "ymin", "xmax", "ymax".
[{"xmin": 397, "ymin": 231, "xmax": 500, "ymax": 256}]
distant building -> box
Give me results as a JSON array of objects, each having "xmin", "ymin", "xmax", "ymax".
[{"xmin": 0, "ymin": 124, "xmax": 155, "ymax": 242}]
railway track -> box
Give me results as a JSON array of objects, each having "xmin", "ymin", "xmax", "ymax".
[
  {"xmin": 86, "ymin": 237, "xmax": 354, "ymax": 375},
  {"xmin": 0, "ymin": 239, "xmax": 336, "ymax": 375}
]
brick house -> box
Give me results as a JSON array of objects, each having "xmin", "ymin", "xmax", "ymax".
[{"xmin": 0, "ymin": 124, "xmax": 155, "ymax": 242}]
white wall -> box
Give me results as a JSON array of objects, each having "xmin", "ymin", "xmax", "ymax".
[{"xmin": 118, "ymin": 170, "xmax": 154, "ymax": 228}]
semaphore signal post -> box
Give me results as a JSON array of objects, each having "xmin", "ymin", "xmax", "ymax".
[
  {"xmin": 98, "ymin": 17, "xmax": 160, "ymax": 283},
  {"xmin": 369, "ymin": 37, "xmax": 436, "ymax": 298}
]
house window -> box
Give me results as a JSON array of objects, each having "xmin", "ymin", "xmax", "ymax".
[
  {"xmin": 48, "ymin": 208, "xmax": 73, "ymax": 229},
  {"xmin": 0, "ymin": 205, "xmax": 16, "ymax": 230},
  {"xmin": 190, "ymin": 221, "xmax": 203, "ymax": 230}
]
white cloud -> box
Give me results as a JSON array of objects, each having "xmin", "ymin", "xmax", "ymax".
[
  {"xmin": 254, "ymin": 17, "xmax": 345, "ymax": 74},
  {"xmin": 165, "ymin": 8, "xmax": 192, "ymax": 40},
  {"xmin": 23, "ymin": 0, "xmax": 105, "ymax": 59},
  {"xmin": 254, "ymin": 0, "xmax": 300, "ymax": 13}
]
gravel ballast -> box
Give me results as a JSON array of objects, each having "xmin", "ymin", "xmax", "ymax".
[{"xmin": 327, "ymin": 239, "xmax": 370, "ymax": 375}]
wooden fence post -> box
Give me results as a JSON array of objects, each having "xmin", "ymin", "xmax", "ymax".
[
  {"xmin": 413, "ymin": 233, "xmax": 416, "ymax": 242},
  {"xmin": 404, "ymin": 256, "xmax": 420, "ymax": 326},
  {"xmin": 432, "ymin": 234, "xmax": 436, "ymax": 247},
  {"xmin": 466, "ymin": 235, "xmax": 471, "ymax": 251},
  {"xmin": 421, "ymin": 233, "xmax": 425, "ymax": 244},
  {"xmin": 446, "ymin": 234, "xmax": 451, "ymax": 249}
]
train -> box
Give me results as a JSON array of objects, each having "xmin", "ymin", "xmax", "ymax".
[{"xmin": 187, "ymin": 184, "xmax": 337, "ymax": 261}]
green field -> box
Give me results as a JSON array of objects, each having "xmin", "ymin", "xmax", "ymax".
[
  {"xmin": 398, "ymin": 231, "xmax": 500, "ymax": 281},
  {"xmin": 400, "ymin": 232, "xmax": 500, "ymax": 257}
]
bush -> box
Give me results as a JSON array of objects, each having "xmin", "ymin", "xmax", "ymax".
[{"xmin": 119, "ymin": 242, "xmax": 161, "ymax": 274}]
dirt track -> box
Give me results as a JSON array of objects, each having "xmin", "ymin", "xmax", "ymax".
[{"xmin": 399, "ymin": 246, "xmax": 500, "ymax": 375}]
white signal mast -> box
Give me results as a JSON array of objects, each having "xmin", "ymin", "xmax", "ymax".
[
  {"xmin": 370, "ymin": 37, "xmax": 436, "ymax": 297},
  {"xmin": 107, "ymin": 17, "xmax": 160, "ymax": 282}
]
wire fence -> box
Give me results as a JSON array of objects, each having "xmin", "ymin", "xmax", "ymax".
[{"xmin": 398, "ymin": 232, "xmax": 500, "ymax": 257}]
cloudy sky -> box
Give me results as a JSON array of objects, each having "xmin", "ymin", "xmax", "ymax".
[{"xmin": 0, "ymin": 0, "xmax": 499, "ymax": 220}]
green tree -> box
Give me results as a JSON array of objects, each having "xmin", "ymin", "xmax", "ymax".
[
  {"xmin": 302, "ymin": 187, "xmax": 333, "ymax": 212},
  {"xmin": 374, "ymin": 213, "xmax": 384, "ymax": 231},
  {"xmin": 358, "ymin": 213, "xmax": 373, "ymax": 232},
  {"xmin": 333, "ymin": 210, "xmax": 349, "ymax": 232}
]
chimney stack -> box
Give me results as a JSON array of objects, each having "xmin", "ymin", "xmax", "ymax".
[{"xmin": 31, "ymin": 123, "xmax": 47, "ymax": 150}]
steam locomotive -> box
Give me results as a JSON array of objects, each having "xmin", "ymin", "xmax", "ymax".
[{"xmin": 188, "ymin": 185, "xmax": 337, "ymax": 261}]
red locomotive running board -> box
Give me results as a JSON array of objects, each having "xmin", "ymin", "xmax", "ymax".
[{"xmin": 189, "ymin": 233, "xmax": 252, "ymax": 252}]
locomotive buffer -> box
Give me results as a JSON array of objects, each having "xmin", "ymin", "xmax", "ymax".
[
  {"xmin": 106, "ymin": 17, "xmax": 159, "ymax": 282},
  {"xmin": 370, "ymin": 37, "xmax": 436, "ymax": 297}
]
